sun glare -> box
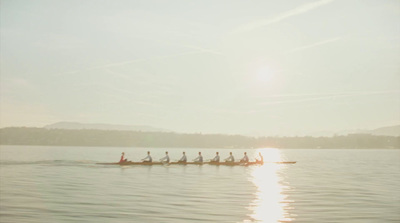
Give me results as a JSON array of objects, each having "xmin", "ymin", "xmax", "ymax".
[
  {"xmin": 256, "ymin": 66, "xmax": 274, "ymax": 83},
  {"xmin": 247, "ymin": 148, "xmax": 294, "ymax": 222}
]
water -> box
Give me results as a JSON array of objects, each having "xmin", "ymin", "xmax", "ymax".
[{"xmin": 0, "ymin": 146, "xmax": 399, "ymax": 223}]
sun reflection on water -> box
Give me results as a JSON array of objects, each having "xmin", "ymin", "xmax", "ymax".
[{"xmin": 247, "ymin": 148, "xmax": 294, "ymax": 222}]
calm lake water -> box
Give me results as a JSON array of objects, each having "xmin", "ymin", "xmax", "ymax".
[{"xmin": 0, "ymin": 146, "xmax": 399, "ymax": 223}]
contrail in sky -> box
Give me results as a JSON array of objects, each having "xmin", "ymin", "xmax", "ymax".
[
  {"xmin": 202, "ymin": 90, "xmax": 399, "ymax": 115},
  {"xmin": 55, "ymin": 50, "xmax": 213, "ymax": 76},
  {"xmin": 234, "ymin": 0, "xmax": 335, "ymax": 33},
  {"xmin": 257, "ymin": 90, "xmax": 400, "ymax": 106},
  {"xmin": 284, "ymin": 37, "xmax": 342, "ymax": 54},
  {"xmin": 179, "ymin": 44, "xmax": 224, "ymax": 55}
]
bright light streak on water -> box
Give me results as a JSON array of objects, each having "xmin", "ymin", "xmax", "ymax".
[{"xmin": 248, "ymin": 149, "xmax": 294, "ymax": 222}]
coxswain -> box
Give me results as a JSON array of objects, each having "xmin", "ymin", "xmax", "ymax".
[
  {"xmin": 225, "ymin": 152, "xmax": 235, "ymax": 163},
  {"xmin": 119, "ymin": 152, "xmax": 128, "ymax": 163},
  {"xmin": 211, "ymin": 152, "xmax": 220, "ymax": 163},
  {"xmin": 256, "ymin": 152, "xmax": 264, "ymax": 164},
  {"xmin": 240, "ymin": 152, "xmax": 249, "ymax": 163},
  {"xmin": 160, "ymin": 151, "xmax": 170, "ymax": 163},
  {"xmin": 178, "ymin": 152, "xmax": 187, "ymax": 163},
  {"xmin": 142, "ymin": 151, "xmax": 152, "ymax": 162},
  {"xmin": 193, "ymin": 152, "xmax": 203, "ymax": 163}
]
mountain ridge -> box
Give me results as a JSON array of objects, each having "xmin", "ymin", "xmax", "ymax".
[
  {"xmin": 43, "ymin": 122, "xmax": 169, "ymax": 132},
  {"xmin": 42, "ymin": 122, "xmax": 400, "ymax": 137},
  {"xmin": 367, "ymin": 125, "xmax": 400, "ymax": 136}
]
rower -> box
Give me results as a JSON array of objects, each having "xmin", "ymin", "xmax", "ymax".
[
  {"xmin": 256, "ymin": 152, "xmax": 264, "ymax": 164},
  {"xmin": 193, "ymin": 152, "xmax": 203, "ymax": 163},
  {"xmin": 141, "ymin": 151, "xmax": 152, "ymax": 163},
  {"xmin": 178, "ymin": 152, "xmax": 187, "ymax": 163},
  {"xmin": 225, "ymin": 152, "xmax": 234, "ymax": 163},
  {"xmin": 160, "ymin": 151, "xmax": 170, "ymax": 163},
  {"xmin": 240, "ymin": 152, "xmax": 249, "ymax": 163},
  {"xmin": 119, "ymin": 152, "xmax": 128, "ymax": 163},
  {"xmin": 211, "ymin": 152, "xmax": 220, "ymax": 163}
]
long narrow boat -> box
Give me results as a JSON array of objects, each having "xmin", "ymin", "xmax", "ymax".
[
  {"xmin": 96, "ymin": 161, "xmax": 165, "ymax": 165},
  {"xmin": 96, "ymin": 161, "xmax": 207, "ymax": 165},
  {"xmin": 169, "ymin": 162, "xmax": 205, "ymax": 165},
  {"xmin": 207, "ymin": 161, "xmax": 296, "ymax": 166},
  {"xmin": 267, "ymin": 161, "xmax": 296, "ymax": 164},
  {"xmin": 96, "ymin": 161, "xmax": 296, "ymax": 166},
  {"xmin": 208, "ymin": 161, "xmax": 258, "ymax": 166}
]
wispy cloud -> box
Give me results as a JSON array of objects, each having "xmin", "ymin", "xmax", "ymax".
[
  {"xmin": 1, "ymin": 78, "xmax": 38, "ymax": 96},
  {"xmin": 57, "ymin": 58, "xmax": 145, "ymax": 75},
  {"xmin": 55, "ymin": 49, "xmax": 219, "ymax": 76},
  {"xmin": 256, "ymin": 90, "xmax": 400, "ymax": 106},
  {"xmin": 178, "ymin": 44, "xmax": 224, "ymax": 56},
  {"xmin": 284, "ymin": 37, "xmax": 342, "ymax": 54},
  {"xmin": 200, "ymin": 90, "xmax": 400, "ymax": 115},
  {"xmin": 234, "ymin": 0, "xmax": 335, "ymax": 33}
]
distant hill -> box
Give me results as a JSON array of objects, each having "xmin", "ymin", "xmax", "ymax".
[
  {"xmin": 306, "ymin": 125, "xmax": 400, "ymax": 137},
  {"xmin": 1, "ymin": 127, "xmax": 399, "ymax": 148},
  {"xmin": 43, "ymin": 122, "xmax": 169, "ymax": 132},
  {"xmin": 367, "ymin": 125, "xmax": 400, "ymax": 136}
]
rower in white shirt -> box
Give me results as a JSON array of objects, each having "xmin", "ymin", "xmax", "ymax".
[
  {"xmin": 240, "ymin": 152, "xmax": 249, "ymax": 163},
  {"xmin": 141, "ymin": 151, "xmax": 152, "ymax": 163},
  {"xmin": 211, "ymin": 152, "xmax": 220, "ymax": 163},
  {"xmin": 193, "ymin": 152, "xmax": 203, "ymax": 163},
  {"xmin": 225, "ymin": 152, "xmax": 234, "ymax": 163},
  {"xmin": 178, "ymin": 151, "xmax": 187, "ymax": 163},
  {"xmin": 160, "ymin": 151, "xmax": 170, "ymax": 163}
]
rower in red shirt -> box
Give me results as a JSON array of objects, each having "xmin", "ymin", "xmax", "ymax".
[{"xmin": 119, "ymin": 152, "xmax": 128, "ymax": 163}]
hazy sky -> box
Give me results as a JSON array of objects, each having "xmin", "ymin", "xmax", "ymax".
[{"xmin": 1, "ymin": 0, "xmax": 399, "ymax": 136}]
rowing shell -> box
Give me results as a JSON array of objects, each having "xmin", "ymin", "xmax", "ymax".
[
  {"xmin": 96, "ymin": 162, "xmax": 207, "ymax": 165},
  {"xmin": 96, "ymin": 161, "xmax": 296, "ymax": 166},
  {"xmin": 208, "ymin": 161, "xmax": 296, "ymax": 166}
]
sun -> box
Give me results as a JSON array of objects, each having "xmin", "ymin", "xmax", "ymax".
[{"xmin": 255, "ymin": 66, "xmax": 274, "ymax": 83}]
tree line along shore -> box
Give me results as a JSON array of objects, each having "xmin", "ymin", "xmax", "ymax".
[{"xmin": 0, "ymin": 127, "xmax": 399, "ymax": 149}]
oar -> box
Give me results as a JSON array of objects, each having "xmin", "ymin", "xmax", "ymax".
[{"xmin": 159, "ymin": 157, "xmax": 172, "ymax": 165}]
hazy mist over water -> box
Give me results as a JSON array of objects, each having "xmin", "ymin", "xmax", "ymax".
[{"xmin": 1, "ymin": 146, "xmax": 399, "ymax": 222}]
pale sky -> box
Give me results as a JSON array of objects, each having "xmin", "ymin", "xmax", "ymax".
[{"xmin": 1, "ymin": 0, "xmax": 399, "ymax": 136}]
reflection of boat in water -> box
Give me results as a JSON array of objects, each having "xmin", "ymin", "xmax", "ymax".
[{"xmin": 96, "ymin": 161, "xmax": 296, "ymax": 166}]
